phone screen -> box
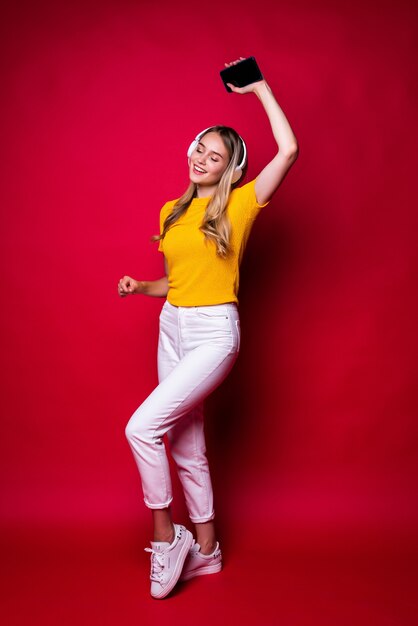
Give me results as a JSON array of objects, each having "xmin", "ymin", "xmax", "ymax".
[{"xmin": 220, "ymin": 57, "xmax": 263, "ymax": 92}]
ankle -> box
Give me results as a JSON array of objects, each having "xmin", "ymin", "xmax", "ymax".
[
  {"xmin": 198, "ymin": 540, "xmax": 217, "ymax": 555},
  {"xmin": 154, "ymin": 524, "xmax": 175, "ymax": 544}
]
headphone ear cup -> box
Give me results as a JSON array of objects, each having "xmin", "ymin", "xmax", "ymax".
[
  {"xmin": 232, "ymin": 167, "xmax": 243, "ymax": 184},
  {"xmin": 187, "ymin": 139, "xmax": 198, "ymax": 159}
]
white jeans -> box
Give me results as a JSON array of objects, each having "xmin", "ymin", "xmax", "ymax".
[{"xmin": 125, "ymin": 300, "xmax": 240, "ymax": 523}]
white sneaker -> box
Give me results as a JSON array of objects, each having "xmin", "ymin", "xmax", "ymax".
[
  {"xmin": 180, "ymin": 542, "xmax": 222, "ymax": 581},
  {"xmin": 145, "ymin": 524, "xmax": 194, "ymax": 599}
]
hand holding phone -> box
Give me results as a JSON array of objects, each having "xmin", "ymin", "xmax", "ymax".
[{"xmin": 220, "ymin": 57, "xmax": 264, "ymax": 93}]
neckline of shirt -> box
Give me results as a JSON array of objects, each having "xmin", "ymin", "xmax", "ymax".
[{"xmin": 189, "ymin": 196, "xmax": 211, "ymax": 207}]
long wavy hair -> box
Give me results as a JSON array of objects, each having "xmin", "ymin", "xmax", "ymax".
[{"xmin": 157, "ymin": 126, "xmax": 247, "ymax": 258}]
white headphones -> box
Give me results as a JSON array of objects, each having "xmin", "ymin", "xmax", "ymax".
[{"xmin": 187, "ymin": 127, "xmax": 247, "ymax": 180}]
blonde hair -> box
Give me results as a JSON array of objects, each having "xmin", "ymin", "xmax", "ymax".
[{"xmin": 157, "ymin": 126, "xmax": 247, "ymax": 258}]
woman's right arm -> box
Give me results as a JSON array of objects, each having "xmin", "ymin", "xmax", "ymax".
[{"xmin": 118, "ymin": 259, "xmax": 169, "ymax": 298}]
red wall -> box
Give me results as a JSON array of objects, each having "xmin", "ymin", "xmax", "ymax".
[{"xmin": 1, "ymin": 0, "xmax": 417, "ymax": 536}]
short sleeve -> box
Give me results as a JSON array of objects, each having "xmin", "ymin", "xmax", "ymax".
[{"xmin": 233, "ymin": 179, "xmax": 270, "ymax": 221}]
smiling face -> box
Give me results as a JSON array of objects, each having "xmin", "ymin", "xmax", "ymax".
[{"xmin": 189, "ymin": 131, "xmax": 231, "ymax": 196}]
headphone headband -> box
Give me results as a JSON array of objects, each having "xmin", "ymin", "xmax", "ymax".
[{"xmin": 187, "ymin": 127, "xmax": 247, "ymax": 172}]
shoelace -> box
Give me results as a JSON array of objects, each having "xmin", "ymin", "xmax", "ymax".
[{"xmin": 144, "ymin": 548, "xmax": 165, "ymax": 582}]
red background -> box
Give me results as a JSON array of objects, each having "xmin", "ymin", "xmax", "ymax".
[{"xmin": 1, "ymin": 0, "xmax": 417, "ymax": 623}]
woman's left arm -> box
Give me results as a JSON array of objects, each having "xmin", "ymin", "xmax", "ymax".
[{"xmin": 227, "ymin": 64, "xmax": 299, "ymax": 205}]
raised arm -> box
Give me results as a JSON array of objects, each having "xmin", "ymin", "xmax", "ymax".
[{"xmin": 226, "ymin": 59, "xmax": 299, "ymax": 205}]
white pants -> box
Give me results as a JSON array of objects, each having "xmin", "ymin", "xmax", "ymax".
[{"xmin": 125, "ymin": 300, "xmax": 240, "ymax": 523}]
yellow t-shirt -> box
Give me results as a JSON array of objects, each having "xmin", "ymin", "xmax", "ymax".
[{"xmin": 158, "ymin": 179, "xmax": 268, "ymax": 306}]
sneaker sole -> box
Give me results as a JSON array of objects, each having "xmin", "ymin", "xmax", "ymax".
[
  {"xmin": 180, "ymin": 562, "xmax": 222, "ymax": 582},
  {"xmin": 151, "ymin": 530, "xmax": 194, "ymax": 599}
]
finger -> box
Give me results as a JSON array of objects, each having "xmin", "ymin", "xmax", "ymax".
[{"xmin": 227, "ymin": 83, "xmax": 242, "ymax": 93}]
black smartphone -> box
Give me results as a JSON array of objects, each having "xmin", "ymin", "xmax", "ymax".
[{"xmin": 220, "ymin": 57, "xmax": 263, "ymax": 93}]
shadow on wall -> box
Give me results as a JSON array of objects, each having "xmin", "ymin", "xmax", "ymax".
[{"xmin": 203, "ymin": 196, "xmax": 302, "ymax": 539}]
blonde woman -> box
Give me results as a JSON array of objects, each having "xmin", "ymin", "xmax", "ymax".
[{"xmin": 118, "ymin": 58, "xmax": 298, "ymax": 599}]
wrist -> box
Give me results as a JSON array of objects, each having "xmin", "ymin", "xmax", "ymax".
[
  {"xmin": 254, "ymin": 81, "xmax": 271, "ymax": 100},
  {"xmin": 136, "ymin": 281, "xmax": 146, "ymax": 295}
]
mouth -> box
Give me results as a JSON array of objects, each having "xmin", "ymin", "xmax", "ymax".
[{"xmin": 192, "ymin": 164, "xmax": 207, "ymax": 175}]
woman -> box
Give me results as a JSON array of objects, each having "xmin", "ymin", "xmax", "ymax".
[{"xmin": 118, "ymin": 58, "xmax": 298, "ymax": 599}]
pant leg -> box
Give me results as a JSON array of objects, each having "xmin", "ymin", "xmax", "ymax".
[
  {"xmin": 125, "ymin": 301, "xmax": 240, "ymax": 519},
  {"xmin": 157, "ymin": 311, "xmax": 213, "ymax": 522},
  {"xmin": 167, "ymin": 402, "xmax": 215, "ymax": 523}
]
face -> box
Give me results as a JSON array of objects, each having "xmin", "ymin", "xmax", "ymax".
[{"xmin": 189, "ymin": 132, "xmax": 230, "ymax": 194}]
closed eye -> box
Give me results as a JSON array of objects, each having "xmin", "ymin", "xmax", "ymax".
[{"xmin": 198, "ymin": 141, "xmax": 225, "ymax": 161}]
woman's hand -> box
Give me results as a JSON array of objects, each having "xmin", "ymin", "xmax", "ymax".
[
  {"xmin": 224, "ymin": 57, "xmax": 266, "ymax": 95},
  {"xmin": 118, "ymin": 275, "xmax": 141, "ymax": 297},
  {"xmin": 118, "ymin": 274, "xmax": 169, "ymax": 298}
]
